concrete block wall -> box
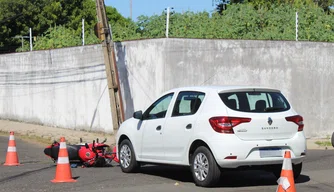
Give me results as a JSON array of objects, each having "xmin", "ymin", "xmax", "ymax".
[
  {"xmin": 0, "ymin": 45, "xmax": 113, "ymax": 133},
  {"xmin": 0, "ymin": 39, "xmax": 333, "ymax": 138},
  {"xmin": 116, "ymin": 38, "xmax": 334, "ymax": 138}
]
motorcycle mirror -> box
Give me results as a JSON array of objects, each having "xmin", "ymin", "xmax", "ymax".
[
  {"xmin": 96, "ymin": 138, "xmax": 99, "ymax": 143},
  {"xmin": 85, "ymin": 143, "xmax": 89, "ymax": 148},
  {"xmin": 102, "ymin": 138, "xmax": 107, "ymax": 143},
  {"xmin": 93, "ymin": 140, "xmax": 95, "ymax": 147}
]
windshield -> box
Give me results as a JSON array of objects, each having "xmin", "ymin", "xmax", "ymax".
[{"xmin": 219, "ymin": 91, "xmax": 290, "ymax": 113}]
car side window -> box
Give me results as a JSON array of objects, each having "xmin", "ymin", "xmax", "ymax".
[
  {"xmin": 172, "ymin": 91, "xmax": 205, "ymax": 117},
  {"xmin": 143, "ymin": 93, "xmax": 174, "ymax": 120}
]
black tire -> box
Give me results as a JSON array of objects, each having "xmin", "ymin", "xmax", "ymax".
[
  {"xmin": 272, "ymin": 163, "xmax": 302, "ymax": 180},
  {"xmin": 331, "ymin": 132, "xmax": 334, "ymax": 147},
  {"xmin": 271, "ymin": 164, "xmax": 282, "ymax": 179},
  {"xmin": 119, "ymin": 139, "xmax": 140, "ymax": 173},
  {"xmin": 293, "ymin": 162, "xmax": 302, "ymax": 180},
  {"xmin": 190, "ymin": 146, "xmax": 221, "ymax": 187}
]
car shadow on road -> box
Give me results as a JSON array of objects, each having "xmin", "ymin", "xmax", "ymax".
[{"xmin": 139, "ymin": 165, "xmax": 310, "ymax": 187}]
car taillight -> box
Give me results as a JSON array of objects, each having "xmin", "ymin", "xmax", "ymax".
[
  {"xmin": 285, "ymin": 115, "xmax": 304, "ymax": 131},
  {"xmin": 209, "ymin": 116, "xmax": 251, "ymax": 134}
]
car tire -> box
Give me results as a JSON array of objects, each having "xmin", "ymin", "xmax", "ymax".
[
  {"xmin": 119, "ymin": 139, "xmax": 140, "ymax": 173},
  {"xmin": 190, "ymin": 146, "xmax": 221, "ymax": 187},
  {"xmin": 292, "ymin": 162, "xmax": 302, "ymax": 179},
  {"xmin": 272, "ymin": 163, "xmax": 302, "ymax": 180},
  {"xmin": 331, "ymin": 132, "xmax": 334, "ymax": 147}
]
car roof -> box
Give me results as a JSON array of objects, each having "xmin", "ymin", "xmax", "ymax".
[{"xmin": 166, "ymin": 85, "xmax": 281, "ymax": 93}]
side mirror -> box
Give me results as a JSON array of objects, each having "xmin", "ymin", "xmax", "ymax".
[
  {"xmin": 85, "ymin": 143, "xmax": 89, "ymax": 148},
  {"xmin": 133, "ymin": 110, "xmax": 143, "ymax": 120}
]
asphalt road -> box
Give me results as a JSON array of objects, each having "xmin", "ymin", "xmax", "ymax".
[{"xmin": 0, "ymin": 136, "xmax": 334, "ymax": 192}]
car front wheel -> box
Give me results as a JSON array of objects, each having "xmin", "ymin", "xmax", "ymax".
[
  {"xmin": 190, "ymin": 146, "xmax": 221, "ymax": 187},
  {"xmin": 119, "ymin": 139, "xmax": 140, "ymax": 173}
]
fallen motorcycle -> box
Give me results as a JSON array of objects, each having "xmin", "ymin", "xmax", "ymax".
[{"xmin": 43, "ymin": 138, "xmax": 119, "ymax": 167}]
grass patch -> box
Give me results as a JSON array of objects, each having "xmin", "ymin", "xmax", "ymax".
[
  {"xmin": 0, "ymin": 131, "xmax": 52, "ymax": 146},
  {"xmin": 315, "ymin": 140, "xmax": 332, "ymax": 147}
]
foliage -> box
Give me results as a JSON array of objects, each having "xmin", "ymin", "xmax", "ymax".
[
  {"xmin": 0, "ymin": 0, "xmax": 136, "ymax": 52},
  {"xmin": 29, "ymin": 25, "xmax": 100, "ymax": 51},
  {"xmin": 1, "ymin": 0, "xmax": 334, "ymax": 53},
  {"xmin": 216, "ymin": 0, "xmax": 334, "ymax": 13},
  {"xmin": 0, "ymin": 0, "xmax": 47, "ymax": 53},
  {"xmin": 106, "ymin": 6, "xmax": 141, "ymax": 41},
  {"xmin": 131, "ymin": 2, "xmax": 333, "ymax": 42}
]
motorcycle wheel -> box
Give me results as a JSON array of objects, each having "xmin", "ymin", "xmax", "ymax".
[{"xmin": 94, "ymin": 156, "xmax": 106, "ymax": 167}]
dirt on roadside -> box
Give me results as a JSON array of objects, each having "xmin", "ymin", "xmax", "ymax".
[{"xmin": 0, "ymin": 119, "xmax": 116, "ymax": 147}]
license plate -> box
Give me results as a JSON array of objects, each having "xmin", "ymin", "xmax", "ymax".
[{"xmin": 259, "ymin": 148, "xmax": 282, "ymax": 158}]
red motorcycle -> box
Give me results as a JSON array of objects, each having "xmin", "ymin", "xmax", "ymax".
[{"xmin": 43, "ymin": 138, "xmax": 119, "ymax": 167}]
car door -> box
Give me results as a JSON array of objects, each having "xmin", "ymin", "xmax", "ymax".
[
  {"xmin": 140, "ymin": 92, "xmax": 174, "ymax": 161},
  {"xmin": 163, "ymin": 91, "xmax": 205, "ymax": 162}
]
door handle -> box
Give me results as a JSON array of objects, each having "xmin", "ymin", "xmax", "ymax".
[
  {"xmin": 156, "ymin": 125, "xmax": 162, "ymax": 131},
  {"xmin": 186, "ymin": 124, "xmax": 192, "ymax": 129}
]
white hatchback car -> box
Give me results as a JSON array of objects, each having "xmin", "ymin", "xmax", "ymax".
[{"xmin": 115, "ymin": 86, "xmax": 307, "ymax": 187}]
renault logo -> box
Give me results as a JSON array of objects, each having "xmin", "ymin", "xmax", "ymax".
[{"xmin": 268, "ymin": 117, "xmax": 273, "ymax": 125}]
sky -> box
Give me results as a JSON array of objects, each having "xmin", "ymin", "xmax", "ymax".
[{"xmin": 105, "ymin": 0, "xmax": 220, "ymax": 21}]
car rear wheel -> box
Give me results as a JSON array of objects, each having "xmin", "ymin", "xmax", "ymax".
[
  {"xmin": 119, "ymin": 139, "xmax": 140, "ymax": 173},
  {"xmin": 272, "ymin": 163, "xmax": 302, "ymax": 180},
  {"xmin": 190, "ymin": 146, "xmax": 221, "ymax": 187}
]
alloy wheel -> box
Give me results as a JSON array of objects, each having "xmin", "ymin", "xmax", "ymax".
[
  {"xmin": 120, "ymin": 144, "xmax": 131, "ymax": 168},
  {"xmin": 193, "ymin": 152, "xmax": 209, "ymax": 181}
]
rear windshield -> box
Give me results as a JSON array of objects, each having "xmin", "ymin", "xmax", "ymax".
[{"xmin": 219, "ymin": 91, "xmax": 290, "ymax": 113}]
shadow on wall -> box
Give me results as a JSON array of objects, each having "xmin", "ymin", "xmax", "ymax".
[{"xmin": 116, "ymin": 42, "xmax": 134, "ymax": 120}]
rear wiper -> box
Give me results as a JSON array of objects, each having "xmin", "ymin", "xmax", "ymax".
[{"xmin": 264, "ymin": 107, "xmax": 285, "ymax": 112}]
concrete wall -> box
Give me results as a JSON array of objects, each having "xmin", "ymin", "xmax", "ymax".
[
  {"xmin": 0, "ymin": 39, "xmax": 333, "ymax": 138},
  {"xmin": 116, "ymin": 38, "xmax": 334, "ymax": 138},
  {"xmin": 0, "ymin": 45, "xmax": 114, "ymax": 133}
]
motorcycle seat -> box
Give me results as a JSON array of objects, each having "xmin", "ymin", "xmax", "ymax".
[{"xmin": 44, "ymin": 144, "xmax": 82, "ymax": 162}]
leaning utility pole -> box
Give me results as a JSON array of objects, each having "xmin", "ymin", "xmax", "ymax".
[{"xmin": 95, "ymin": 0, "xmax": 125, "ymax": 130}]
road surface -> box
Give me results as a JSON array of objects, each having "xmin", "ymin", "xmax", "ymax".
[{"xmin": 0, "ymin": 136, "xmax": 333, "ymax": 192}]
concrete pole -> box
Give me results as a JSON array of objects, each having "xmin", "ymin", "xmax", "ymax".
[
  {"xmin": 21, "ymin": 37, "xmax": 23, "ymax": 49},
  {"xmin": 130, "ymin": 0, "xmax": 132, "ymax": 20},
  {"xmin": 296, "ymin": 12, "xmax": 298, "ymax": 41},
  {"xmin": 29, "ymin": 28, "xmax": 32, "ymax": 51},
  {"xmin": 166, "ymin": 7, "xmax": 170, "ymax": 38},
  {"xmin": 82, "ymin": 18, "xmax": 85, "ymax": 46},
  {"xmin": 109, "ymin": 24, "xmax": 113, "ymax": 40}
]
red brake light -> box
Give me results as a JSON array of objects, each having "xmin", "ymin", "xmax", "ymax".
[
  {"xmin": 209, "ymin": 116, "xmax": 251, "ymax": 134},
  {"xmin": 285, "ymin": 115, "xmax": 304, "ymax": 131}
]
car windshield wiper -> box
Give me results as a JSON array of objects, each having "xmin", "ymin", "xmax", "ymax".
[{"xmin": 264, "ymin": 107, "xmax": 285, "ymax": 112}]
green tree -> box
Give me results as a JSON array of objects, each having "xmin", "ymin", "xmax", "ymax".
[
  {"xmin": 0, "ymin": 0, "xmax": 47, "ymax": 53},
  {"xmin": 106, "ymin": 6, "xmax": 141, "ymax": 41}
]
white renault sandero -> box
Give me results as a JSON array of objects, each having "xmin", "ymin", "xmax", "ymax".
[{"xmin": 115, "ymin": 86, "xmax": 307, "ymax": 187}]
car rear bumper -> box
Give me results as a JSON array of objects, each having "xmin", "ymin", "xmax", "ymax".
[
  {"xmin": 215, "ymin": 155, "xmax": 305, "ymax": 168},
  {"xmin": 208, "ymin": 132, "xmax": 307, "ymax": 169}
]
